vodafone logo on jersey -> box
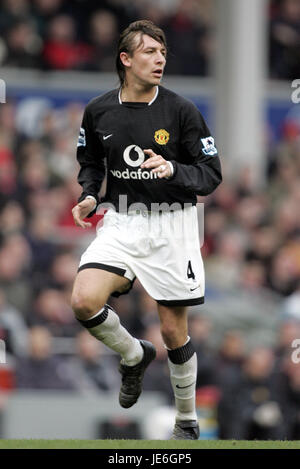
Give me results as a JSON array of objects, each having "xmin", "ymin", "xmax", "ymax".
[
  {"xmin": 123, "ymin": 145, "xmax": 144, "ymax": 167},
  {"xmin": 110, "ymin": 145, "xmax": 158, "ymax": 180}
]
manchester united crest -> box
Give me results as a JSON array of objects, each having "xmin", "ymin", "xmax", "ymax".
[{"xmin": 154, "ymin": 129, "xmax": 170, "ymax": 145}]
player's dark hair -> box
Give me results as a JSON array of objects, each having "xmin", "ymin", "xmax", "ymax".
[{"xmin": 116, "ymin": 20, "xmax": 167, "ymax": 87}]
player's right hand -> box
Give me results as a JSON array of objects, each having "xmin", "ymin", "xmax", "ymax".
[{"xmin": 72, "ymin": 199, "xmax": 95, "ymax": 229}]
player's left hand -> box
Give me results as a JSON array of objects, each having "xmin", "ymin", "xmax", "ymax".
[{"xmin": 141, "ymin": 149, "xmax": 171, "ymax": 178}]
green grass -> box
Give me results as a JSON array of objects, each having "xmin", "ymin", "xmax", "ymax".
[{"xmin": 0, "ymin": 440, "xmax": 299, "ymax": 449}]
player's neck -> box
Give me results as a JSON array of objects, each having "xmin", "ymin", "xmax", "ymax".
[{"xmin": 120, "ymin": 84, "xmax": 158, "ymax": 103}]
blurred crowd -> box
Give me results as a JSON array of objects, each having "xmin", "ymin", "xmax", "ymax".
[
  {"xmin": 0, "ymin": 0, "xmax": 299, "ymax": 78},
  {"xmin": 0, "ymin": 0, "xmax": 214, "ymax": 76},
  {"xmin": 0, "ymin": 89, "xmax": 300, "ymax": 438},
  {"xmin": 269, "ymin": 0, "xmax": 300, "ymax": 79}
]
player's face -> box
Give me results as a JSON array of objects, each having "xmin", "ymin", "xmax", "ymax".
[{"xmin": 127, "ymin": 34, "xmax": 166, "ymax": 87}]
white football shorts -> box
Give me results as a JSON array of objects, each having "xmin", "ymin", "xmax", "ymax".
[{"xmin": 78, "ymin": 206, "xmax": 204, "ymax": 306}]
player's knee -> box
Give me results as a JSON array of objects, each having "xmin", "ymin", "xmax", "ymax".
[
  {"xmin": 160, "ymin": 323, "xmax": 179, "ymax": 345},
  {"xmin": 71, "ymin": 294, "xmax": 100, "ymax": 321}
]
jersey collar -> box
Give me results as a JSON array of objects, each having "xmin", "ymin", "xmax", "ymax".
[{"xmin": 118, "ymin": 86, "xmax": 159, "ymax": 106}]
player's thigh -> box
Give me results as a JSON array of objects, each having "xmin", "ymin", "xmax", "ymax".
[{"xmin": 71, "ymin": 268, "xmax": 130, "ymax": 319}]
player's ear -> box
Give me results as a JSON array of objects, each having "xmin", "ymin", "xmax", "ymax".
[{"xmin": 119, "ymin": 52, "xmax": 131, "ymax": 68}]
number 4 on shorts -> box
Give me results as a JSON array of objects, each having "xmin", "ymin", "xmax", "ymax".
[{"xmin": 187, "ymin": 260, "xmax": 195, "ymax": 280}]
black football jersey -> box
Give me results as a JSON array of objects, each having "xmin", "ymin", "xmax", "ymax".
[{"xmin": 76, "ymin": 85, "xmax": 222, "ymax": 213}]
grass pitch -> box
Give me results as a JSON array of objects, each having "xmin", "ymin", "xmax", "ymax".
[{"xmin": 0, "ymin": 440, "xmax": 299, "ymax": 449}]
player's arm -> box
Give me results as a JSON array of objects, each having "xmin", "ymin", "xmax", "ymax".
[
  {"xmin": 73, "ymin": 105, "xmax": 106, "ymax": 227},
  {"xmin": 167, "ymin": 101, "xmax": 222, "ymax": 195}
]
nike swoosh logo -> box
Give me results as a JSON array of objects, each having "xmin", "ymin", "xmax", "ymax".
[
  {"xmin": 190, "ymin": 285, "xmax": 200, "ymax": 292},
  {"xmin": 176, "ymin": 382, "xmax": 196, "ymax": 389},
  {"xmin": 103, "ymin": 134, "xmax": 113, "ymax": 140}
]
